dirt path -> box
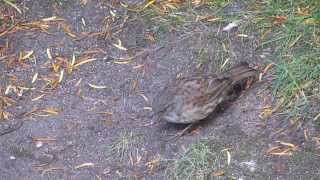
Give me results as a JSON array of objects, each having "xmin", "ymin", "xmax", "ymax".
[{"xmin": 0, "ymin": 1, "xmax": 319, "ymax": 179}]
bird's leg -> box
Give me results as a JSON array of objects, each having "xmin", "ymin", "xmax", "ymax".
[{"xmin": 167, "ymin": 123, "xmax": 197, "ymax": 141}]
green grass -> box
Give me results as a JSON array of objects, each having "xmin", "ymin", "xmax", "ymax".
[
  {"xmin": 253, "ymin": 0, "xmax": 320, "ymax": 122},
  {"xmin": 165, "ymin": 140, "xmax": 228, "ymax": 179},
  {"xmin": 288, "ymin": 150, "xmax": 320, "ymax": 177}
]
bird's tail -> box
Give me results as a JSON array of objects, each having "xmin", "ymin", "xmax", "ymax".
[{"xmin": 222, "ymin": 62, "xmax": 258, "ymax": 85}]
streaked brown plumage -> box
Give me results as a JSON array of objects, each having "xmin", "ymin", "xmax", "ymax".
[{"xmin": 152, "ymin": 62, "xmax": 257, "ymax": 124}]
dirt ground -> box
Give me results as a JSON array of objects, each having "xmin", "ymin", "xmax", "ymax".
[{"xmin": 0, "ymin": 0, "xmax": 319, "ymax": 179}]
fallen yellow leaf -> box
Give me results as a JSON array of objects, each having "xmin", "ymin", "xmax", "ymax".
[{"xmin": 88, "ymin": 83, "xmax": 108, "ymax": 89}]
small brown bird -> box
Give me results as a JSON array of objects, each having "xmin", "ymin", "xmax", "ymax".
[{"xmin": 152, "ymin": 62, "xmax": 257, "ymax": 124}]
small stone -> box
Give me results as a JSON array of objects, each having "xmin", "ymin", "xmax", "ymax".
[
  {"xmin": 10, "ymin": 156, "xmax": 16, "ymax": 160},
  {"xmin": 36, "ymin": 141, "xmax": 43, "ymax": 148}
]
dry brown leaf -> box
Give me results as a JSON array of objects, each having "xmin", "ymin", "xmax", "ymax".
[
  {"xmin": 112, "ymin": 39, "xmax": 127, "ymax": 51},
  {"xmin": 0, "ymin": 110, "xmax": 11, "ymax": 120},
  {"xmin": 263, "ymin": 63, "xmax": 274, "ymax": 74},
  {"xmin": 75, "ymin": 78, "xmax": 82, "ymax": 87},
  {"xmin": 271, "ymin": 98, "xmax": 285, "ymax": 113},
  {"xmin": 60, "ymin": 23, "xmax": 77, "ymax": 38},
  {"xmin": 74, "ymin": 58, "xmax": 96, "ymax": 68},
  {"xmin": 143, "ymin": 0, "xmax": 156, "ymax": 10},
  {"xmin": 96, "ymin": 175, "xmax": 102, "ymax": 180},
  {"xmin": 133, "ymin": 64, "xmax": 144, "ymax": 69},
  {"xmin": 41, "ymin": 107, "xmax": 59, "ymax": 115},
  {"xmin": 269, "ymin": 150, "xmax": 293, "ymax": 156},
  {"xmin": 237, "ymin": 34, "xmax": 249, "ymax": 38},
  {"xmin": 52, "ymin": 62, "xmax": 60, "ymax": 73},
  {"xmin": 226, "ymin": 150, "xmax": 231, "ymax": 165},
  {"xmin": 58, "ymin": 69, "xmax": 64, "ymax": 83},
  {"xmin": 95, "ymin": 111, "xmax": 113, "ymax": 115},
  {"xmin": 192, "ymin": 0, "xmax": 201, "ymax": 6},
  {"xmin": 3, "ymin": 0, "xmax": 22, "ymax": 14},
  {"xmin": 39, "ymin": 166, "xmax": 64, "ymax": 176},
  {"xmin": 32, "ymin": 136, "xmax": 57, "ymax": 142},
  {"xmin": 81, "ymin": 18, "xmax": 86, "ymax": 26},
  {"xmin": 304, "ymin": 129, "xmax": 309, "ymax": 141},
  {"xmin": 266, "ymin": 142, "xmax": 297, "ymax": 156},
  {"xmin": 41, "ymin": 16, "xmax": 59, "ymax": 22},
  {"xmin": 4, "ymin": 85, "xmax": 14, "ymax": 95},
  {"xmin": 110, "ymin": 10, "xmax": 117, "ymax": 17},
  {"xmin": 32, "ymin": 94, "xmax": 46, "ymax": 101},
  {"xmin": 277, "ymin": 141, "xmax": 297, "ymax": 148},
  {"xmin": 289, "ymin": 34, "xmax": 302, "ymax": 47},
  {"xmin": 206, "ymin": 17, "xmax": 221, "ymax": 22},
  {"xmin": 296, "ymin": 7, "xmax": 311, "ymax": 16},
  {"xmin": 21, "ymin": 50, "xmax": 34, "ymax": 60},
  {"xmin": 74, "ymin": 162, "xmax": 94, "ymax": 169},
  {"xmin": 0, "ymin": 96, "xmax": 16, "ymax": 106},
  {"xmin": 88, "ymin": 83, "xmax": 108, "ymax": 89},
  {"xmin": 259, "ymin": 105, "xmax": 272, "ymax": 118},
  {"xmin": 212, "ymin": 170, "xmax": 225, "ymax": 177},
  {"xmin": 113, "ymin": 60, "xmax": 131, "ymax": 64},
  {"xmin": 143, "ymin": 107, "xmax": 152, "ymax": 111},
  {"xmin": 67, "ymin": 54, "xmax": 76, "ymax": 74},
  {"xmin": 46, "ymin": 48, "xmax": 52, "ymax": 59},
  {"xmin": 266, "ymin": 146, "xmax": 281, "ymax": 154},
  {"xmin": 19, "ymin": 21, "xmax": 50, "ymax": 32},
  {"xmin": 31, "ymin": 72, "xmax": 38, "ymax": 84},
  {"xmin": 196, "ymin": 14, "xmax": 221, "ymax": 22},
  {"xmin": 220, "ymin": 58, "xmax": 230, "ymax": 69},
  {"xmin": 314, "ymin": 112, "xmax": 320, "ymax": 121},
  {"xmin": 139, "ymin": 94, "xmax": 149, "ymax": 102},
  {"xmin": 144, "ymin": 32, "xmax": 156, "ymax": 42}
]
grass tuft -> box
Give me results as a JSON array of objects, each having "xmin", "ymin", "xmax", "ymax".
[
  {"xmin": 253, "ymin": 0, "xmax": 320, "ymax": 120},
  {"xmin": 106, "ymin": 130, "xmax": 144, "ymax": 162},
  {"xmin": 166, "ymin": 140, "xmax": 227, "ymax": 179}
]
